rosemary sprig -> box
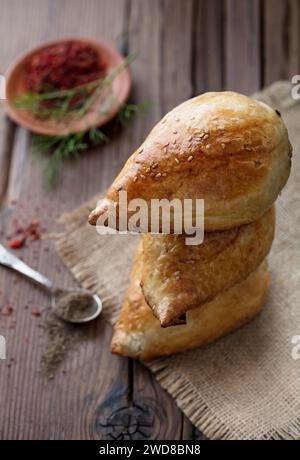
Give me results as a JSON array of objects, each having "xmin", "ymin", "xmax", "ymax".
[{"xmin": 15, "ymin": 54, "xmax": 134, "ymax": 121}]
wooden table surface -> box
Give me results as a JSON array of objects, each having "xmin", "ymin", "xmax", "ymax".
[{"xmin": 0, "ymin": 0, "xmax": 299, "ymax": 440}]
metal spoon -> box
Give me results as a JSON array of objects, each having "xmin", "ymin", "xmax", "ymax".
[{"xmin": 0, "ymin": 243, "xmax": 102, "ymax": 323}]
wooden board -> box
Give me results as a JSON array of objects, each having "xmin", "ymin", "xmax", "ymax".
[{"xmin": 0, "ymin": 0, "xmax": 297, "ymax": 440}]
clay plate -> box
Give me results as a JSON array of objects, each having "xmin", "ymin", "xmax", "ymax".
[{"xmin": 5, "ymin": 38, "xmax": 131, "ymax": 136}]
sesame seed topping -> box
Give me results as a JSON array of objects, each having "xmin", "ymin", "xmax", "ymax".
[
  {"xmin": 187, "ymin": 155, "xmax": 193, "ymax": 162},
  {"xmin": 161, "ymin": 118, "xmax": 167, "ymax": 124},
  {"xmin": 140, "ymin": 174, "xmax": 146, "ymax": 179},
  {"xmin": 173, "ymin": 130, "xmax": 178, "ymax": 134},
  {"xmin": 175, "ymin": 158, "xmax": 180, "ymax": 163},
  {"xmin": 221, "ymin": 143, "xmax": 225, "ymax": 149},
  {"xmin": 203, "ymin": 134, "xmax": 209, "ymax": 140},
  {"xmin": 133, "ymin": 177, "xmax": 138, "ymax": 182},
  {"xmin": 146, "ymin": 167, "xmax": 151, "ymax": 173},
  {"xmin": 163, "ymin": 147, "xmax": 168, "ymax": 154},
  {"xmin": 163, "ymin": 142, "xmax": 169, "ymax": 147},
  {"xmin": 151, "ymin": 163, "xmax": 158, "ymax": 169},
  {"xmin": 155, "ymin": 172, "xmax": 162, "ymax": 178},
  {"xmin": 138, "ymin": 147, "xmax": 143, "ymax": 154},
  {"xmin": 175, "ymin": 117, "xmax": 180, "ymax": 122},
  {"xmin": 206, "ymin": 144, "xmax": 210, "ymax": 149},
  {"xmin": 162, "ymin": 172, "xmax": 167, "ymax": 177},
  {"xmin": 188, "ymin": 135, "xmax": 192, "ymax": 141}
]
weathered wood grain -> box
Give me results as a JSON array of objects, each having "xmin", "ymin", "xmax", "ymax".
[
  {"xmin": 264, "ymin": 0, "xmax": 300, "ymax": 85},
  {"xmin": 193, "ymin": 0, "xmax": 224, "ymax": 93},
  {"xmin": 224, "ymin": 0, "xmax": 261, "ymax": 93},
  {"xmin": 0, "ymin": 117, "xmax": 15, "ymax": 207}
]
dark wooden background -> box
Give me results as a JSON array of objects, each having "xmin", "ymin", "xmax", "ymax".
[{"xmin": 0, "ymin": 0, "xmax": 298, "ymax": 440}]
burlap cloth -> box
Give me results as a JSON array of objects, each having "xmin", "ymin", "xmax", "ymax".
[{"xmin": 56, "ymin": 82, "xmax": 300, "ymax": 440}]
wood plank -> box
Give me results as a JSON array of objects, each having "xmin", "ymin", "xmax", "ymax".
[
  {"xmin": 264, "ymin": 0, "xmax": 300, "ymax": 85},
  {"xmin": 159, "ymin": 0, "xmax": 194, "ymax": 111},
  {"xmin": 193, "ymin": 0, "xmax": 224, "ymax": 94},
  {"xmin": 224, "ymin": 0, "xmax": 261, "ymax": 93},
  {"xmin": 0, "ymin": 0, "xmax": 134, "ymax": 440},
  {"xmin": 0, "ymin": 118, "xmax": 15, "ymax": 207}
]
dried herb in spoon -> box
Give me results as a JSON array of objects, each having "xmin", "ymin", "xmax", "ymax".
[{"xmin": 53, "ymin": 289, "xmax": 95, "ymax": 322}]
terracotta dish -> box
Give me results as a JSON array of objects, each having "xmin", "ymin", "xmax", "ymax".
[{"xmin": 5, "ymin": 38, "xmax": 131, "ymax": 136}]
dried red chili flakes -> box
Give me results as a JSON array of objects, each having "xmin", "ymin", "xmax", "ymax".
[
  {"xmin": 9, "ymin": 318, "xmax": 17, "ymax": 329},
  {"xmin": 31, "ymin": 308, "xmax": 42, "ymax": 317},
  {"xmin": 2, "ymin": 304, "xmax": 14, "ymax": 316},
  {"xmin": 7, "ymin": 218, "xmax": 43, "ymax": 249},
  {"xmin": 8, "ymin": 237, "xmax": 26, "ymax": 249},
  {"xmin": 25, "ymin": 41, "xmax": 107, "ymax": 93}
]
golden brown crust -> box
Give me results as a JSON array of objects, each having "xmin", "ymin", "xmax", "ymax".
[
  {"xmin": 89, "ymin": 92, "xmax": 291, "ymax": 231},
  {"xmin": 141, "ymin": 207, "xmax": 274, "ymax": 327},
  {"xmin": 111, "ymin": 244, "xmax": 270, "ymax": 361}
]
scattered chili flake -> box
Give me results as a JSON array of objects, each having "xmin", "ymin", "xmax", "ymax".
[
  {"xmin": 31, "ymin": 308, "xmax": 42, "ymax": 317},
  {"xmin": 15, "ymin": 225, "xmax": 25, "ymax": 234},
  {"xmin": 2, "ymin": 304, "xmax": 14, "ymax": 316},
  {"xmin": 8, "ymin": 237, "xmax": 26, "ymax": 249},
  {"xmin": 7, "ymin": 218, "xmax": 43, "ymax": 250},
  {"xmin": 9, "ymin": 318, "xmax": 17, "ymax": 329}
]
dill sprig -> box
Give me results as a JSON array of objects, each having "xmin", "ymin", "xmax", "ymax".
[
  {"xmin": 118, "ymin": 102, "xmax": 149, "ymax": 125},
  {"xmin": 32, "ymin": 102, "xmax": 148, "ymax": 189}
]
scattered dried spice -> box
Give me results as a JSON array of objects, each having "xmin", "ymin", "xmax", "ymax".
[
  {"xmin": 41, "ymin": 312, "xmax": 85, "ymax": 380},
  {"xmin": 7, "ymin": 219, "xmax": 43, "ymax": 250},
  {"xmin": 2, "ymin": 304, "xmax": 14, "ymax": 316},
  {"xmin": 8, "ymin": 238, "xmax": 26, "ymax": 249},
  {"xmin": 9, "ymin": 319, "xmax": 17, "ymax": 329},
  {"xmin": 31, "ymin": 308, "xmax": 42, "ymax": 317},
  {"xmin": 40, "ymin": 289, "xmax": 98, "ymax": 379}
]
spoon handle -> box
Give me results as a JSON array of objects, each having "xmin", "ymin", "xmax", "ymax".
[{"xmin": 0, "ymin": 244, "xmax": 53, "ymax": 291}]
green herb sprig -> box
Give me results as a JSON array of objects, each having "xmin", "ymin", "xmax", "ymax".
[{"xmin": 32, "ymin": 102, "xmax": 148, "ymax": 189}]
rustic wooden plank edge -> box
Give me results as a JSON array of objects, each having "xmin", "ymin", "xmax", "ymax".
[{"xmin": 0, "ymin": 117, "xmax": 16, "ymax": 207}]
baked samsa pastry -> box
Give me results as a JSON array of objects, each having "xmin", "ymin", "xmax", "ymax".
[
  {"xmin": 89, "ymin": 91, "xmax": 291, "ymax": 232},
  {"xmin": 141, "ymin": 207, "xmax": 274, "ymax": 327},
  {"xmin": 111, "ymin": 244, "xmax": 270, "ymax": 361}
]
